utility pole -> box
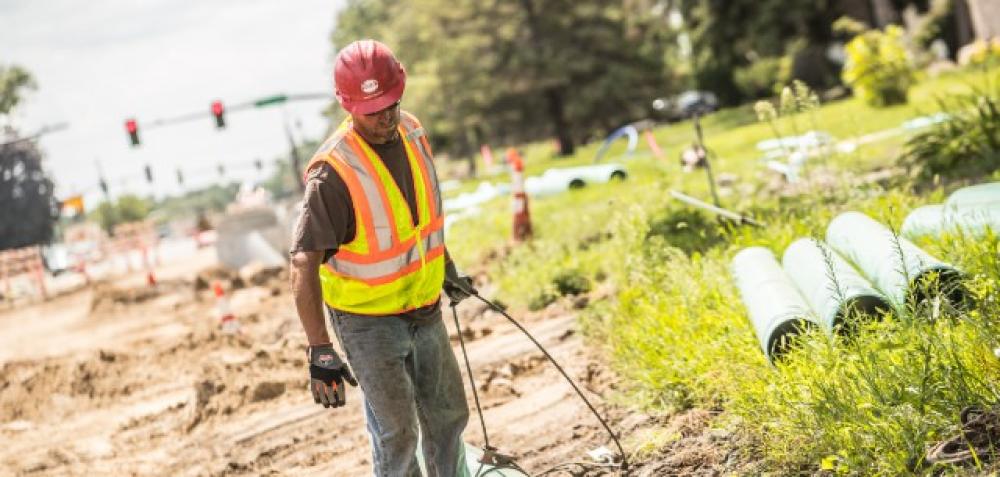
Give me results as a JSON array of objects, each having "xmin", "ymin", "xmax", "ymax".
[
  {"xmin": 284, "ymin": 119, "xmax": 305, "ymax": 192},
  {"xmin": 95, "ymin": 159, "xmax": 111, "ymax": 203}
]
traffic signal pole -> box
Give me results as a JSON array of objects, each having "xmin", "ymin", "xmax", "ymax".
[
  {"xmin": 123, "ymin": 92, "xmax": 327, "ymax": 192},
  {"xmin": 126, "ymin": 93, "xmax": 329, "ymax": 135},
  {"xmin": 0, "ymin": 122, "xmax": 69, "ymax": 147}
]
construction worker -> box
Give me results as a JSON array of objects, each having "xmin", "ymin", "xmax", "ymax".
[{"xmin": 289, "ymin": 39, "xmax": 475, "ymax": 476}]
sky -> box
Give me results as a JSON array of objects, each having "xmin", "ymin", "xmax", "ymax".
[{"xmin": 1, "ymin": 0, "xmax": 345, "ymax": 208}]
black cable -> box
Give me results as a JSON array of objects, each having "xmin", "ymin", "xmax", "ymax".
[
  {"xmin": 452, "ymin": 302, "xmax": 537, "ymax": 477},
  {"xmin": 469, "ymin": 293, "xmax": 629, "ymax": 471},
  {"xmin": 451, "ymin": 302, "xmax": 492, "ymax": 452}
]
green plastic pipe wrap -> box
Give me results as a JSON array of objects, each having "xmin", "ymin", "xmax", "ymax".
[
  {"xmin": 900, "ymin": 204, "xmax": 945, "ymax": 239},
  {"xmin": 417, "ymin": 443, "xmax": 529, "ymax": 476},
  {"xmin": 901, "ymin": 204, "xmax": 1000, "ymax": 239},
  {"xmin": 826, "ymin": 212, "xmax": 964, "ymax": 309},
  {"xmin": 945, "ymin": 182, "xmax": 1000, "ymax": 209},
  {"xmin": 901, "ymin": 182, "xmax": 1000, "ymax": 239},
  {"xmin": 782, "ymin": 238, "xmax": 892, "ymax": 331},
  {"xmin": 731, "ymin": 247, "xmax": 817, "ymax": 360}
]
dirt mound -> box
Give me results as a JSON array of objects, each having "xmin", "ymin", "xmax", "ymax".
[
  {"xmin": 238, "ymin": 263, "xmax": 287, "ymax": 288},
  {"xmin": 90, "ymin": 279, "xmax": 192, "ymax": 312},
  {"xmin": 0, "ymin": 350, "xmax": 140, "ymax": 421},
  {"xmin": 181, "ymin": 344, "xmax": 305, "ymax": 433},
  {"xmin": 193, "ymin": 265, "xmax": 245, "ymax": 291}
]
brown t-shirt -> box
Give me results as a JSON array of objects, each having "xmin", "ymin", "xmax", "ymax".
[{"xmin": 291, "ymin": 132, "xmax": 442, "ymax": 323}]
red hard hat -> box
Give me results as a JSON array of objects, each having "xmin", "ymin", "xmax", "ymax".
[{"xmin": 334, "ymin": 40, "xmax": 406, "ymax": 115}]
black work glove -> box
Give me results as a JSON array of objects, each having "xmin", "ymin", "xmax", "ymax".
[
  {"xmin": 308, "ymin": 344, "xmax": 357, "ymax": 408},
  {"xmin": 444, "ymin": 261, "xmax": 477, "ymax": 304}
]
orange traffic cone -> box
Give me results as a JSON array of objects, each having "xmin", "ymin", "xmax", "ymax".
[
  {"xmin": 142, "ymin": 246, "xmax": 157, "ymax": 287},
  {"xmin": 644, "ymin": 130, "xmax": 665, "ymax": 160},
  {"xmin": 76, "ymin": 257, "xmax": 91, "ymax": 285},
  {"xmin": 213, "ymin": 281, "xmax": 240, "ymax": 334},
  {"xmin": 507, "ymin": 148, "xmax": 533, "ymax": 242}
]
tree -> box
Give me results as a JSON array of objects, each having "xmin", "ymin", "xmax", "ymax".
[
  {"xmin": 0, "ymin": 65, "xmax": 58, "ymax": 251},
  {"xmin": 331, "ymin": 0, "xmax": 674, "ymax": 158},
  {"xmin": 678, "ymin": 0, "xmax": 846, "ymax": 104},
  {"xmin": 0, "ymin": 133, "xmax": 60, "ymax": 250},
  {"xmin": 89, "ymin": 194, "xmax": 153, "ymax": 235},
  {"xmin": 0, "ymin": 64, "xmax": 36, "ymax": 117}
]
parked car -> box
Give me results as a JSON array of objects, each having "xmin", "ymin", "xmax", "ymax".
[{"xmin": 651, "ymin": 90, "xmax": 719, "ymax": 122}]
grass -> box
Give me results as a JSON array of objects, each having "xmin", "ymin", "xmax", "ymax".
[{"xmin": 447, "ymin": 65, "xmax": 1000, "ymax": 474}]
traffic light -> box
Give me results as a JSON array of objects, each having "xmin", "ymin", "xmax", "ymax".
[
  {"xmin": 176, "ymin": 168, "xmax": 184, "ymax": 186},
  {"xmin": 144, "ymin": 164, "xmax": 153, "ymax": 183},
  {"xmin": 125, "ymin": 118, "xmax": 140, "ymax": 147},
  {"xmin": 217, "ymin": 163, "xmax": 225, "ymax": 177},
  {"xmin": 211, "ymin": 100, "xmax": 226, "ymax": 129},
  {"xmin": 254, "ymin": 159, "xmax": 263, "ymax": 171}
]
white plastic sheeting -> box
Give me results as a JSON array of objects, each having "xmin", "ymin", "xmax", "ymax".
[{"xmin": 442, "ymin": 164, "xmax": 627, "ymax": 229}]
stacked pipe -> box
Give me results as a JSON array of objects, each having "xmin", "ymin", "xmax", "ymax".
[
  {"xmin": 731, "ymin": 247, "xmax": 817, "ymax": 360},
  {"xmin": 781, "ymin": 238, "xmax": 891, "ymax": 332},
  {"xmin": 732, "ymin": 211, "xmax": 965, "ymax": 360},
  {"xmin": 902, "ymin": 182, "xmax": 1000, "ymax": 239},
  {"xmin": 827, "ymin": 212, "xmax": 965, "ymax": 309}
]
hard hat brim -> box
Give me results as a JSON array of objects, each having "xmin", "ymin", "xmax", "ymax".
[{"xmin": 342, "ymin": 80, "xmax": 405, "ymax": 116}]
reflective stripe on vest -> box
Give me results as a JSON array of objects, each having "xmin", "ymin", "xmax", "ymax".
[
  {"xmin": 328, "ymin": 139, "xmax": 395, "ymax": 252},
  {"xmin": 303, "ymin": 111, "xmax": 445, "ymax": 314},
  {"xmin": 325, "ymin": 227, "xmax": 444, "ymax": 284}
]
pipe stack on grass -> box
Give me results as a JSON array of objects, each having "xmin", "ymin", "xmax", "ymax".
[
  {"xmin": 731, "ymin": 247, "xmax": 818, "ymax": 361},
  {"xmin": 901, "ymin": 182, "xmax": 1000, "ymax": 239},
  {"xmin": 946, "ymin": 182, "xmax": 1000, "ymax": 208},
  {"xmin": 827, "ymin": 212, "xmax": 964, "ymax": 309},
  {"xmin": 900, "ymin": 205, "xmax": 945, "ymax": 239},
  {"xmin": 782, "ymin": 238, "xmax": 892, "ymax": 332}
]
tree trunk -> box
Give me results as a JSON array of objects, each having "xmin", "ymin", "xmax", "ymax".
[
  {"xmin": 519, "ymin": 0, "xmax": 574, "ymax": 157},
  {"xmin": 545, "ymin": 88, "xmax": 574, "ymax": 156}
]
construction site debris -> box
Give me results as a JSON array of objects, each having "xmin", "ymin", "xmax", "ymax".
[
  {"xmin": 90, "ymin": 279, "xmax": 190, "ymax": 312},
  {"xmin": 238, "ymin": 262, "xmax": 286, "ymax": 287},
  {"xmin": 194, "ymin": 265, "xmax": 244, "ymax": 291},
  {"xmin": 215, "ymin": 206, "xmax": 291, "ymax": 271}
]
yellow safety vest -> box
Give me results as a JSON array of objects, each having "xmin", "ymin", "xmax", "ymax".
[{"xmin": 304, "ymin": 111, "xmax": 445, "ymax": 315}]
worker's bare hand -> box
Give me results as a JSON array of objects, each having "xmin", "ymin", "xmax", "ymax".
[{"xmin": 308, "ymin": 344, "xmax": 357, "ymax": 408}]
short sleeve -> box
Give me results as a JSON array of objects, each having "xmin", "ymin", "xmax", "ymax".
[{"xmin": 290, "ymin": 164, "xmax": 356, "ymax": 260}]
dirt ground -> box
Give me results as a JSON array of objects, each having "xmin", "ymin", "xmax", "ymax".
[{"xmin": 0, "ymin": 248, "xmax": 746, "ymax": 476}]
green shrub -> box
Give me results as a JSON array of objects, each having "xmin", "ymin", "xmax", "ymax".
[
  {"xmin": 842, "ymin": 26, "xmax": 917, "ymax": 107},
  {"xmin": 552, "ymin": 269, "xmax": 591, "ymax": 296},
  {"xmin": 965, "ymin": 38, "xmax": 1000, "ymax": 68},
  {"xmin": 528, "ymin": 289, "xmax": 559, "ymax": 311},
  {"xmin": 902, "ymin": 79, "xmax": 1000, "ymax": 182},
  {"xmin": 734, "ymin": 57, "xmax": 783, "ymax": 99}
]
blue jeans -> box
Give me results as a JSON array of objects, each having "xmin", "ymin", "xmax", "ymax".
[{"xmin": 330, "ymin": 306, "xmax": 470, "ymax": 477}]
